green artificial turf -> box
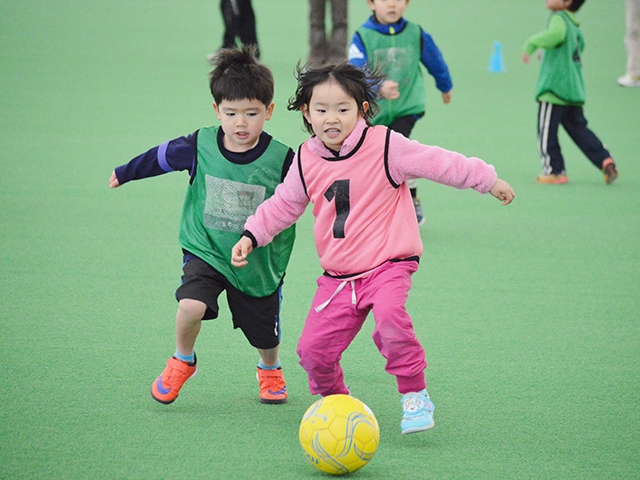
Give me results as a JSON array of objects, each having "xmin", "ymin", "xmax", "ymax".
[{"xmin": 1, "ymin": 1, "xmax": 638, "ymax": 478}]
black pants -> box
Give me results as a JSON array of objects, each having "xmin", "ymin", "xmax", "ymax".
[
  {"xmin": 309, "ymin": 0, "xmax": 348, "ymax": 63},
  {"xmin": 220, "ymin": 0, "xmax": 258, "ymax": 54},
  {"xmin": 537, "ymin": 102, "xmax": 610, "ymax": 175},
  {"xmin": 389, "ymin": 115, "xmax": 420, "ymax": 138}
]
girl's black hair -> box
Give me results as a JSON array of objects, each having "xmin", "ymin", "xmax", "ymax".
[
  {"xmin": 208, "ymin": 45, "xmax": 274, "ymax": 106},
  {"xmin": 288, "ymin": 61, "xmax": 384, "ymax": 135}
]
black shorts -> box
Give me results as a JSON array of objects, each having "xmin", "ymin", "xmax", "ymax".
[{"xmin": 175, "ymin": 257, "xmax": 282, "ymax": 350}]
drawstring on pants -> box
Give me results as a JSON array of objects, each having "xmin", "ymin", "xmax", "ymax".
[{"xmin": 314, "ymin": 280, "xmax": 356, "ymax": 312}]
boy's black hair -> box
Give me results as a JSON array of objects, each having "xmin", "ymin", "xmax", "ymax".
[
  {"xmin": 568, "ymin": 0, "xmax": 585, "ymax": 12},
  {"xmin": 208, "ymin": 45, "xmax": 274, "ymax": 106},
  {"xmin": 288, "ymin": 61, "xmax": 383, "ymax": 135}
]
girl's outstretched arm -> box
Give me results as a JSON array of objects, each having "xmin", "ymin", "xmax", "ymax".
[
  {"xmin": 242, "ymin": 151, "xmax": 310, "ymax": 247},
  {"xmin": 489, "ymin": 178, "xmax": 515, "ymax": 205}
]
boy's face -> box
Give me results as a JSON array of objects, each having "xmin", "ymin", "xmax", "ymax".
[
  {"xmin": 368, "ymin": 0, "xmax": 410, "ymax": 25},
  {"xmin": 213, "ymin": 98, "xmax": 274, "ymax": 152},
  {"xmin": 301, "ymin": 80, "xmax": 368, "ymax": 152},
  {"xmin": 545, "ymin": 0, "xmax": 571, "ymax": 11}
]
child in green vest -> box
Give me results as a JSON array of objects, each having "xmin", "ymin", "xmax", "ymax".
[
  {"xmin": 348, "ymin": 0, "xmax": 452, "ymax": 226},
  {"xmin": 109, "ymin": 47, "xmax": 296, "ymax": 405},
  {"xmin": 522, "ymin": 0, "xmax": 619, "ymax": 185}
]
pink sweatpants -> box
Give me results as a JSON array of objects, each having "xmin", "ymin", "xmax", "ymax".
[{"xmin": 296, "ymin": 260, "xmax": 427, "ymax": 396}]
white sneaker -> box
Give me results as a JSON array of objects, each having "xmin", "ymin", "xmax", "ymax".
[{"xmin": 617, "ymin": 74, "xmax": 640, "ymax": 87}]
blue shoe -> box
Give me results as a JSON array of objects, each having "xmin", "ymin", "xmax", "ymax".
[
  {"xmin": 413, "ymin": 196, "xmax": 425, "ymax": 226},
  {"xmin": 401, "ymin": 390, "xmax": 434, "ymax": 434}
]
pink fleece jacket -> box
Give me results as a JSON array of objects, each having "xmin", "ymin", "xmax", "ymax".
[{"xmin": 245, "ymin": 119, "xmax": 497, "ymax": 273}]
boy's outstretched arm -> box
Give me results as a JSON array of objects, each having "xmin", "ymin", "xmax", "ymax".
[
  {"xmin": 489, "ymin": 178, "xmax": 515, "ymax": 206},
  {"xmin": 231, "ymin": 236, "xmax": 254, "ymax": 268}
]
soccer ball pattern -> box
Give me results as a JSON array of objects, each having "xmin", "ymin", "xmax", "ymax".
[{"xmin": 299, "ymin": 394, "xmax": 380, "ymax": 475}]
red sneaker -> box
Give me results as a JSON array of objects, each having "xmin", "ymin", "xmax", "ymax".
[
  {"xmin": 257, "ymin": 367, "xmax": 287, "ymax": 404},
  {"xmin": 151, "ymin": 356, "xmax": 197, "ymax": 404},
  {"xmin": 602, "ymin": 158, "xmax": 619, "ymax": 185},
  {"xmin": 536, "ymin": 173, "xmax": 569, "ymax": 184}
]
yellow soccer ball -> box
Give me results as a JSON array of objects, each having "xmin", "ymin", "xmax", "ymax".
[{"xmin": 299, "ymin": 394, "xmax": 380, "ymax": 475}]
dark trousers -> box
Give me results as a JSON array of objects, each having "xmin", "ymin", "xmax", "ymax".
[
  {"xmin": 309, "ymin": 0, "xmax": 348, "ymax": 64},
  {"xmin": 389, "ymin": 115, "xmax": 419, "ymax": 138},
  {"xmin": 537, "ymin": 102, "xmax": 610, "ymax": 175},
  {"xmin": 220, "ymin": 0, "xmax": 258, "ymax": 54}
]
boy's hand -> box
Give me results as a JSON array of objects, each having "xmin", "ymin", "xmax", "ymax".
[
  {"xmin": 109, "ymin": 171, "xmax": 121, "ymax": 188},
  {"xmin": 231, "ymin": 236, "xmax": 254, "ymax": 268},
  {"xmin": 489, "ymin": 178, "xmax": 515, "ymax": 206},
  {"xmin": 380, "ymin": 80, "xmax": 400, "ymax": 100},
  {"xmin": 441, "ymin": 91, "xmax": 452, "ymax": 104}
]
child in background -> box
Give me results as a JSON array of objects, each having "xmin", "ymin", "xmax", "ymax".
[
  {"xmin": 348, "ymin": 0, "xmax": 453, "ymax": 225},
  {"xmin": 309, "ymin": 0, "xmax": 349, "ymax": 65},
  {"xmin": 110, "ymin": 47, "xmax": 295, "ymax": 405},
  {"xmin": 618, "ymin": 0, "xmax": 640, "ymax": 87},
  {"xmin": 231, "ymin": 63, "xmax": 514, "ymax": 434},
  {"xmin": 522, "ymin": 0, "xmax": 619, "ymax": 184},
  {"xmin": 208, "ymin": 0, "xmax": 259, "ymax": 62}
]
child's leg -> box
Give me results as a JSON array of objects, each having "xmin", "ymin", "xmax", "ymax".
[
  {"xmin": 226, "ymin": 282, "xmax": 282, "ymax": 357},
  {"xmin": 220, "ymin": 0, "xmax": 238, "ymax": 49},
  {"xmin": 328, "ymin": 0, "xmax": 348, "ymax": 62},
  {"xmin": 364, "ymin": 261, "xmax": 427, "ymax": 394},
  {"xmin": 174, "ymin": 257, "xmax": 225, "ymax": 357},
  {"xmin": 624, "ymin": 0, "xmax": 640, "ymax": 78},
  {"xmin": 561, "ymin": 106, "xmax": 612, "ymax": 170},
  {"xmin": 226, "ymin": 282, "xmax": 287, "ymax": 403},
  {"xmin": 256, "ymin": 347, "xmax": 286, "ymax": 405},
  {"xmin": 151, "ymin": 258, "xmax": 225, "ymax": 404},
  {"xmin": 150, "ymin": 297, "xmax": 205, "ymax": 405},
  {"xmin": 537, "ymin": 102, "xmax": 566, "ymax": 175},
  {"xmin": 388, "ymin": 115, "xmax": 418, "ymax": 139},
  {"xmin": 297, "ymin": 276, "xmax": 367, "ymax": 396},
  {"xmin": 309, "ymin": 0, "xmax": 328, "ymax": 64},
  {"xmin": 236, "ymin": 0, "xmax": 259, "ymax": 52},
  {"xmin": 257, "ymin": 346, "xmax": 279, "ymax": 367},
  {"xmin": 175, "ymin": 298, "xmax": 206, "ymax": 357}
]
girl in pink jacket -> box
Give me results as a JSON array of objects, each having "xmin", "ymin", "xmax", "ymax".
[{"xmin": 232, "ymin": 62, "xmax": 515, "ymax": 434}]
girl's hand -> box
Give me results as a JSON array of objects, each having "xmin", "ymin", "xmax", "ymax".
[
  {"xmin": 490, "ymin": 178, "xmax": 515, "ymax": 205},
  {"xmin": 522, "ymin": 52, "xmax": 531, "ymax": 64},
  {"xmin": 231, "ymin": 236, "xmax": 254, "ymax": 267},
  {"xmin": 441, "ymin": 91, "xmax": 452, "ymax": 104}
]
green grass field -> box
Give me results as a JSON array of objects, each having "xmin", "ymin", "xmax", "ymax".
[{"xmin": 1, "ymin": 1, "xmax": 639, "ymax": 478}]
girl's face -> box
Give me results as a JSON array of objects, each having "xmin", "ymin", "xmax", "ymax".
[{"xmin": 301, "ymin": 80, "xmax": 367, "ymax": 152}]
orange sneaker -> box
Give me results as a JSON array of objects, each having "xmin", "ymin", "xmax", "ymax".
[
  {"xmin": 536, "ymin": 173, "xmax": 569, "ymax": 184},
  {"xmin": 151, "ymin": 356, "xmax": 197, "ymax": 404},
  {"xmin": 257, "ymin": 367, "xmax": 287, "ymax": 404},
  {"xmin": 602, "ymin": 158, "xmax": 618, "ymax": 185}
]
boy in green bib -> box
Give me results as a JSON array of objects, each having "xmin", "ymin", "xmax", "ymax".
[
  {"xmin": 523, "ymin": 0, "xmax": 619, "ymax": 185},
  {"xmin": 109, "ymin": 47, "xmax": 295, "ymax": 405},
  {"xmin": 348, "ymin": 0, "xmax": 453, "ymax": 226}
]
